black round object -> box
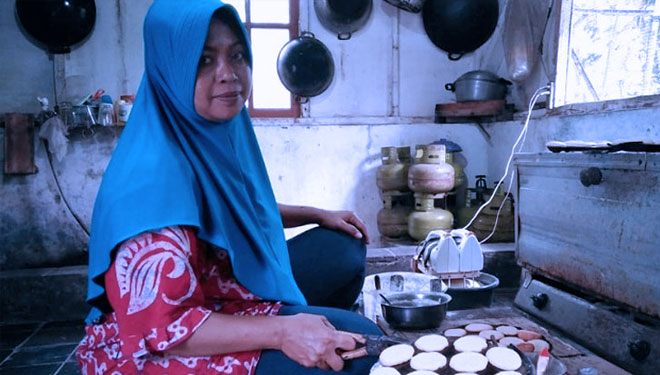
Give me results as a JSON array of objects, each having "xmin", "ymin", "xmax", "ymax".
[
  {"xmin": 422, "ymin": 0, "xmax": 499, "ymax": 60},
  {"xmin": 314, "ymin": 0, "xmax": 372, "ymax": 40},
  {"xmin": 16, "ymin": 0, "xmax": 96, "ymax": 54},
  {"xmin": 277, "ymin": 32, "xmax": 335, "ymax": 98}
]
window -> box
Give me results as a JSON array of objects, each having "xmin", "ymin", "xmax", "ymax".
[
  {"xmin": 554, "ymin": 0, "xmax": 660, "ymax": 107},
  {"xmin": 224, "ymin": 0, "xmax": 300, "ymax": 117}
]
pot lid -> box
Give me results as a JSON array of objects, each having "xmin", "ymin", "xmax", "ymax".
[
  {"xmin": 456, "ymin": 70, "xmax": 501, "ymax": 83},
  {"xmin": 432, "ymin": 138, "xmax": 463, "ymax": 153}
]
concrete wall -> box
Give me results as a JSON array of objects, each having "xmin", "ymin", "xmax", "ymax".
[{"xmin": 3, "ymin": 0, "xmax": 657, "ymax": 271}]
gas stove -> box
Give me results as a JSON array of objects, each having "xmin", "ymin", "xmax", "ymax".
[{"xmin": 512, "ymin": 152, "xmax": 660, "ymax": 375}]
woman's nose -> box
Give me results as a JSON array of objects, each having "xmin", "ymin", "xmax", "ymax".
[{"xmin": 215, "ymin": 59, "xmax": 238, "ymax": 82}]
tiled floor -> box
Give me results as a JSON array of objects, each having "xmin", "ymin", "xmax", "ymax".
[{"xmin": 0, "ymin": 320, "xmax": 84, "ymax": 375}]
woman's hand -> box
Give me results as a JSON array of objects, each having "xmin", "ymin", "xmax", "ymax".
[
  {"xmin": 317, "ymin": 210, "xmax": 370, "ymax": 244},
  {"xmin": 277, "ymin": 313, "xmax": 358, "ymax": 371}
]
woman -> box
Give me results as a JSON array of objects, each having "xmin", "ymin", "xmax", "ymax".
[{"xmin": 76, "ymin": 1, "xmax": 381, "ymax": 374}]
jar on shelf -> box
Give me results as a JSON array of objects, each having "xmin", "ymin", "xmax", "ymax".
[
  {"xmin": 376, "ymin": 146, "xmax": 409, "ymax": 192},
  {"xmin": 377, "ymin": 195, "xmax": 413, "ymax": 238},
  {"xmin": 408, "ymin": 193, "xmax": 454, "ymax": 241},
  {"xmin": 408, "ymin": 144, "xmax": 455, "ymax": 194}
]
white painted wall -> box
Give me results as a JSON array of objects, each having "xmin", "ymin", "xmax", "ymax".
[{"xmin": 1, "ymin": 0, "xmax": 541, "ymax": 114}]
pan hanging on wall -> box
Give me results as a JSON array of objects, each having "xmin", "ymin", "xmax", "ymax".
[
  {"xmin": 422, "ymin": 0, "xmax": 499, "ymax": 61},
  {"xmin": 314, "ymin": 0, "xmax": 373, "ymax": 40},
  {"xmin": 15, "ymin": 0, "xmax": 96, "ymax": 54},
  {"xmin": 276, "ymin": 32, "xmax": 335, "ymax": 101}
]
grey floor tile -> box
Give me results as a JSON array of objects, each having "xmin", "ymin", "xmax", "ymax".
[
  {"xmin": 41, "ymin": 321, "xmax": 84, "ymax": 331},
  {"xmin": 1, "ymin": 344, "xmax": 76, "ymax": 367},
  {"xmin": 0, "ymin": 324, "xmax": 39, "ymax": 350},
  {"xmin": 0, "ymin": 363, "xmax": 60, "ymax": 375},
  {"xmin": 54, "ymin": 361, "xmax": 80, "ymax": 375},
  {"xmin": 24, "ymin": 326, "xmax": 84, "ymax": 347}
]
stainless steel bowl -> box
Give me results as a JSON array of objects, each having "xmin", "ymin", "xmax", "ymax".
[{"xmin": 380, "ymin": 291, "xmax": 452, "ymax": 329}]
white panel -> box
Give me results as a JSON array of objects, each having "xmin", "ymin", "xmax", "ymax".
[
  {"xmin": 250, "ymin": 0, "xmax": 289, "ymax": 23},
  {"xmin": 251, "ymin": 28, "xmax": 291, "ymax": 109},
  {"xmin": 223, "ymin": 0, "xmax": 246, "ymax": 21}
]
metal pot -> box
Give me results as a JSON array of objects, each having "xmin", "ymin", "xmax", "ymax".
[
  {"xmin": 277, "ymin": 32, "xmax": 335, "ymax": 99},
  {"xmin": 380, "ymin": 291, "xmax": 452, "ymax": 329},
  {"xmin": 383, "ymin": 0, "xmax": 426, "ymax": 13},
  {"xmin": 422, "ymin": 0, "xmax": 499, "ymax": 60},
  {"xmin": 445, "ymin": 70, "xmax": 513, "ymax": 102},
  {"xmin": 314, "ymin": 0, "xmax": 373, "ymax": 40}
]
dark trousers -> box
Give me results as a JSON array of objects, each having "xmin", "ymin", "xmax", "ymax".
[{"xmin": 255, "ymin": 227, "xmax": 381, "ymax": 374}]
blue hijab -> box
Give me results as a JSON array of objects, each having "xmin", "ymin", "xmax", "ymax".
[{"xmin": 86, "ymin": 0, "xmax": 306, "ymax": 323}]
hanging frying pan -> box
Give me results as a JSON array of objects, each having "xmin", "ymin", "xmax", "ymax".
[
  {"xmin": 314, "ymin": 0, "xmax": 372, "ymax": 40},
  {"xmin": 277, "ymin": 32, "xmax": 335, "ymax": 100},
  {"xmin": 15, "ymin": 0, "xmax": 96, "ymax": 54},
  {"xmin": 422, "ymin": 0, "xmax": 499, "ymax": 61}
]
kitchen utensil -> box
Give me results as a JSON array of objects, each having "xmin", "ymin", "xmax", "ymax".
[
  {"xmin": 16, "ymin": 0, "xmax": 96, "ymax": 54},
  {"xmin": 378, "ymin": 293, "xmax": 393, "ymax": 305},
  {"xmin": 380, "ymin": 291, "xmax": 452, "ymax": 329},
  {"xmin": 276, "ymin": 32, "xmax": 334, "ymax": 99},
  {"xmin": 314, "ymin": 0, "xmax": 373, "ymax": 40},
  {"xmin": 537, "ymin": 347, "xmax": 550, "ymax": 375},
  {"xmin": 444, "ymin": 272, "xmax": 499, "ymax": 310},
  {"xmin": 445, "ymin": 71, "xmax": 513, "ymax": 102},
  {"xmin": 422, "ymin": 0, "xmax": 499, "ymax": 60},
  {"xmin": 340, "ymin": 334, "xmax": 406, "ymax": 360},
  {"xmin": 509, "ymin": 343, "xmax": 536, "ymax": 375},
  {"xmin": 383, "ymin": 0, "xmax": 425, "ymax": 13}
]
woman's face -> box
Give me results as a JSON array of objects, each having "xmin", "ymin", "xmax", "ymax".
[{"xmin": 194, "ymin": 18, "xmax": 251, "ymax": 121}]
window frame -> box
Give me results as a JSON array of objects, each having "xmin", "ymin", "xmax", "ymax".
[
  {"xmin": 241, "ymin": 0, "xmax": 300, "ymax": 118},
  {"xmin": 551, "ymin": 0, "xmax": 660, "ymax": 112}
]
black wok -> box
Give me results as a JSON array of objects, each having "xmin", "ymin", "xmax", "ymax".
[
  {"xmin": 15, "ymin": 0, "xmax": 96, "ymax": 54},
  {"xmin": 422, "ymin": 0, "xmax": 499, "ymax": 61},
  {"xmin": 277, "ymin": 32, "xmax": 335, "ymax": 100}
]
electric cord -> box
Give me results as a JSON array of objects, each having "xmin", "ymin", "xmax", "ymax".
[
  {"xmin": 462, "ymin": 85, "xmax": 552, "ymax": 244},
  {"xmin": 42, "ymin": 138, "xmax": 91, "ymax": 238}
]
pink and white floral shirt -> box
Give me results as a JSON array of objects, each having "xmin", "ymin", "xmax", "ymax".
[{"xmin": 76, "ymin": 226, "xmax": 281, "ymax": 375}]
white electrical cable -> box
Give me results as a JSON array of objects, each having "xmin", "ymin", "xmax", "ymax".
[{"xmin": 462, "ymin": 85, "xmax": 552, "ymax": 244}]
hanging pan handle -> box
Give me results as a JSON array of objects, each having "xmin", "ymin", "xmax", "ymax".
[
  {"xmin": 338, "ymin": 32, "xmax": 352, "ymax": 40},
  {"xmin": 448, "ymin": 52, "xmax": 463, "ymax": 61}
]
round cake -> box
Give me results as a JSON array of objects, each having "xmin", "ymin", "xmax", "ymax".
[
  {"xmin": 414, "ymin": 334, "xmax": 449, "ymax": 352},
  {"xmin": 486, "ymin": 347, "xmax": 522, "ymax": 371},
  {"xmin": 378, "ymin": 344, "xmax": 415, "ymax": 367},
  {"xmin": 410, "ymin": 351, "xmax": 447, "ymax": 371},
  {"xmin": 371, "ymin": 367, "xmax": 401, "ymax": 375},
  {"xmin": 449, "ymin": 352, "xmax": 489, "ymax": 373},
  {"xmin": 453, "ymin": 335, "xmax": 488, "ymax": 352}
]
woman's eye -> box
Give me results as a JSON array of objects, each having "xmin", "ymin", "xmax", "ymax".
[
  {"xmin": 199, "ymin": 56, "xmax": 213, "ymax": 66},
  {"xmin": 231, "ymin": 51, "xmax": 245, "ymax": 62}
]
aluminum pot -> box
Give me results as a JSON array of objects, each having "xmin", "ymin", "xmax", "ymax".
[
  {"xmin": 380, "ymin": 291, "xmax": 452, "ymax": 329},
  {"xmin": 445, "ymin": 70, "xmax": 513, "ymax": 102}
]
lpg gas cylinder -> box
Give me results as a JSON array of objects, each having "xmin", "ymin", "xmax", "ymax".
[
  {"xmin": 408, "ymin": 194, "xmax": 454, "ymax": 241},
  {"xmin": 408, "ymin": 144, "xmax": 455, "ymax": 194},
  {"xmin": 376, "ymin": 146, "xmax": 409, "ymax": 192}
]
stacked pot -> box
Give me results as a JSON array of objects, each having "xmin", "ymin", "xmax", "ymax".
[
  {"xmin": 376, "ymin": 147, "xmax": 414, "ymax": 238},
  {"xmin": 407, "ymin": 144, "xmax": 456, "ymax": 241}
]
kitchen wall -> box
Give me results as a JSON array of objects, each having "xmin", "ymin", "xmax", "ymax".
[{"xmin": 1, "ymin": 0, "xmax": 657, "ymax": 271}]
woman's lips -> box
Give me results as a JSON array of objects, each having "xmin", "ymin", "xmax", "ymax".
[{"xmin": 213, "ymin": 91, "xmax": 241, "ymax": 103}]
